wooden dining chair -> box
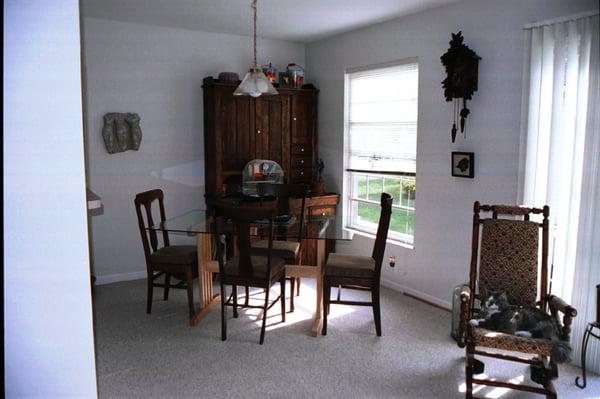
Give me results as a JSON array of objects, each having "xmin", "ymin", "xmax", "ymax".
[
  {"xmin": 134, "ymin": 189, "xmax": 198, "ymax": 319},
  {"xmin": 251, "ymin": 183, "xmax": 309, "ymax": 312},
  {"xmin": 213, "ymin": 202, "xmax": 287, "ymax": 344},
  {"xmin": 322, "ymin": 193, "xmax": 393, "ymax": 336}
]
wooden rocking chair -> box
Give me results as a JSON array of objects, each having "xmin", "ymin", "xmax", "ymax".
[{"xmin": 457, "ymin": 202, "xmax": 577, "ymax": 399}]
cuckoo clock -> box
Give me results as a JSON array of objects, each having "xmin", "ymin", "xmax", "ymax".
[{"xmin": 441, "ymin": 31, "xmax": 481, "ymax": 142}]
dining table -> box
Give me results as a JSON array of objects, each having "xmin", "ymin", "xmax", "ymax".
[{"xmin": 150, "ymin": 207, "xmax": 352, "ymax": 337}]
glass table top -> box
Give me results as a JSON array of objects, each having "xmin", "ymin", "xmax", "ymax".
[{"xmin": 150, "ymin": 209, "xmax": 353, "ymax": 241}]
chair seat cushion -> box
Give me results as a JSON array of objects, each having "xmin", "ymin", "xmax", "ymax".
[
  {"xmin": 472, "ymin": 327, "xmax": 553, "ymax": 356},
  {"xmin": 324, "ymin": 253, "xmax": 376, "ymax": 278},
  {"xmin": 251, "ymin": 240, "xmax": 300, "ymax": 261},
  {"xmin": 223, "ymin": 256, "xmax": 285, "ymax": 279},
  {"xmin": 150, "ymin": 245, "xmax": 197, "ymax": 265}
]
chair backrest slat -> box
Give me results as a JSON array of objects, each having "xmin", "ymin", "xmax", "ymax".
[
  {"xmin": 134, "ymin": 189, "xmax": 169, "ymax": 264},
  {"xmin": 213, "ymin": 203, "xmax": 277, "ymax": 277},
  {"xmin": 372, "ymin": 193, "xmax": 393, "ymax": 278},
  {"xmin": 143, "ymin": 203, "xmax": 159, "ymax": 251},
  {"xmin": 596, "ymin": 284, "xmax": 600, "ymax": 323},
  {"xmin": 258, "ymin": 183, "xmax": 309, "ymax": 243}
]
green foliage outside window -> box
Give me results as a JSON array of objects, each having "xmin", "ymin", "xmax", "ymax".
[{"xmin": 354, "ymin": 175, "xmax": 415, "ymax": 236}]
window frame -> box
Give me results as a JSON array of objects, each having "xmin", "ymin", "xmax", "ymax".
[{"xmin": 343, "ymin": 59, "xmax": 419, "ymax": 246}]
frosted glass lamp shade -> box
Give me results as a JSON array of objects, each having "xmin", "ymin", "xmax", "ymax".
[{"xmin": 234, "ymin": 67, "xmax": 278, "ymax": 97}]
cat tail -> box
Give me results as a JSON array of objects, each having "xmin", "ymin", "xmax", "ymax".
[{"xmin": 551, "ymin": 340, "xmax": 572, "ymax": 364}]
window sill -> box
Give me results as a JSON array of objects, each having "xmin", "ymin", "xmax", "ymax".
[{"xmin": 343, "ymin": 227, "xmax": 414, "ymax": 250}]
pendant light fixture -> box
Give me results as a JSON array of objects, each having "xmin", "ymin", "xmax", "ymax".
[{"xmin": 234, "ymin": 0, "xmax": 278, "ymax": 97}]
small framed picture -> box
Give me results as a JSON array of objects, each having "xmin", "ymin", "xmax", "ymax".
[{"xmin": 451, "ymin": 152, "xmax": 474, "ymax": 178}]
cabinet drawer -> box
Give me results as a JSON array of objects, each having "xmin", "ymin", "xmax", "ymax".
[
  {"xmin": 291, "ymin": 144, "xmax": 312, "ymax": 156},
  {"xmin": 291, "ymin": 156, "xmax": 312, "ymax": 169},
  {"xmin": 309, "ymin": 206, "xmax": 336, "ymax": 217},
  {"xmin": 290, "ymin": 167, "xmax": 312, "ymax": 181}
]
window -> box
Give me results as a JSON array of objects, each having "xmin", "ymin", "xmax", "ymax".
[{"xmin": 344, "ymin": 61, "xmax": 418, "ymax": 245}]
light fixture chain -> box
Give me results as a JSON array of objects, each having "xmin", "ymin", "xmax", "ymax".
[{"xmin": 252, "ymin": 0, "xmax": 257, "ymax": 67}]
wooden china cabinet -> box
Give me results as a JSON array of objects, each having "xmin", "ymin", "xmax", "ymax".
[
  {"xmin": 202, "ymin": 76, "xmax": 338, "ymax": 266},
  {"xmin": 202, "ymin": 76, "xmax": 318, "ymax": 195}
]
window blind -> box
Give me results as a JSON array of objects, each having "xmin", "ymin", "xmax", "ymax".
[{"xmin": 347, "ymin": 62, "xmax": 418, "ymax": 174}]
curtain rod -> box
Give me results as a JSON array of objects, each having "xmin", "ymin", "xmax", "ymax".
[{"xmin": 524, "ymin": 10, "xmax": 598, "ymax": 29}]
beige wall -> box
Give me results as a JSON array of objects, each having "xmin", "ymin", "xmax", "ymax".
[
  {"xmin": 83, "ymin": 17, "xmax": 306, "ymax": 282},
  {"xmin": 5, "ymin": 0, "xmax": 98, "ymax": 396},
  {"xmin": 306, "ymin": 0, "xmax": 598, "ymax": 307}
]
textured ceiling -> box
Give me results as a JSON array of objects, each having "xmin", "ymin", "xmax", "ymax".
[{"xmin": 82, "ymin": 0, "xmax": 462, "ymax": 43}]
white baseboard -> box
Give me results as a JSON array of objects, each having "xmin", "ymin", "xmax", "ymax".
[
  {"xmin": 381, "ymin": 278, "xmax": 452, "ymax": 311},
  {"xmin": 94, "ymin": 271, "xmax": 452, "ymax": 310},
  {"xmin": 94, "ymin": 271, "xmax": 146, "ymax": 285}
]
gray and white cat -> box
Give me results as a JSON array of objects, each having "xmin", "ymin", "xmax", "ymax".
[{"xmin": 469, "ymin": 291, "xmax": 571, "ymax": 363}]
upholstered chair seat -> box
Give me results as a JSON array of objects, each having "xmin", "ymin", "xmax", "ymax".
[
  {"xmin": 251, "ymin": 240, "xmax": 300, "ymax": 260},
  {"xmin": 472, "ymin": 328, "xmax": 554, "ymax": 357},
  {"xmin": 324, "ymin": 253, "xmax": 376, "ymax": 278},
  {"xmin": 150, "ymin": 245, "xmax": 197, "ymax": 265},
  {"xmin": 222, "ymin": 255, "xmax": 285, "ymax": 279}
]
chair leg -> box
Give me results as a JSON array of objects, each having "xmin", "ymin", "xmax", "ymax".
[
  {"xmin": 544, "ymin": 379, "xmax": 557, "ymax": 399},
  {"xmin": 146, "ymin": 274, "xmax": 154, "ymax": 314},
  {"xmin": 296, "ymin": 277, "xmax": 301, "ymax": 296},
  {"xmin": 185, "ymin": 268, "xmax": 194, "ymax": 319},
  {"xmin": 531, "ymin": 356, "xmax": 558, "ymax": 386},
  {"xmin": 326, "ymin": 282, "xmax": 331, "ymax": 315},
  {"xmin": 232, "ymin": 285, "xmax": 238, "ymax": 318},
  {"xmin": 244, "ymin": 286, "xmax": 250, "ymax": 306},
  {"xmin": 322, "ymin": 277, "xmax": 329, "ymax": 335},
  {"xmin": 220, "ymin": 283, "xmax": 227, "ymax": 341},
  {"xmin": 289, "ymin": 277, "xmax": 295, "ymax": 313},
  {"xmin": 164, "ymin": 273, "xmax": 170, "ymax": 300},
  {"xmin": 259, "ymin": 287, "xmax": 270, "ymax": 345},
  {"xmin": 372, "ymin": 284, "xmax": 382, "ymax": 336},
  {"xmin": 465, "ymin": 345, "xmax": 474, "ymax": 399},
  {"xmin": 280, "ymin": 277, "xmax": 286, "ymax": 323}
]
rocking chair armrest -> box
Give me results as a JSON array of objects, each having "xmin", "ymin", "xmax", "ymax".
[
  {"xmin": 457, "ymin": 287, "xmax": 472, "ymax": 348},
  {"xmin": 548, "ymin": 294, "xmax": 577, "ymax": 341}
]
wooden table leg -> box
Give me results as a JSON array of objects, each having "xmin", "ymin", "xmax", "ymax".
[
  {"xmin": 310, "ymin": 239, "xmax": 326, "ymax": 337},
  {"xmin": 189, "ymin": 233, "xmax": 220, "ymax": 326}
]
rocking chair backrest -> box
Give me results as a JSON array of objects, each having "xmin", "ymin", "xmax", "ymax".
[{"xmin": 469, "ymin": 202, "xmax": 550, "ymax": 309}]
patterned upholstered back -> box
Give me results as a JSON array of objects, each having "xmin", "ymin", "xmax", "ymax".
[{"xmin": 478, "ymin": 219, "xmax": 540, "ymax": 307}]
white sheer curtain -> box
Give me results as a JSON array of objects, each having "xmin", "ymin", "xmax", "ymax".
[{"xmin": 520, "ymin": 12, "xmax": 599, "ymax": 371}]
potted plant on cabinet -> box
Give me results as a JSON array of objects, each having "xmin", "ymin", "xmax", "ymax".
[{"xmin": 311, "ymin": 158, "xmax": 325, "ymax": 195}]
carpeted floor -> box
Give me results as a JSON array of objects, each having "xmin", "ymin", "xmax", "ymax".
[{"xmin": 93, "ymin": 278, "xmax": 599, "ymax": 398}]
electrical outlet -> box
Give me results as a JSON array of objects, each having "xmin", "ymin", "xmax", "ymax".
[{"xmin": 388, "ymin": 255, "xmax": 396, "ymax": 268}]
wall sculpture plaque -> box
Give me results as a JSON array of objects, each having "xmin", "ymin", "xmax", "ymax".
[{"xmin": 102, "ymin": 112, "xmax": 142, "ymax": 154}]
